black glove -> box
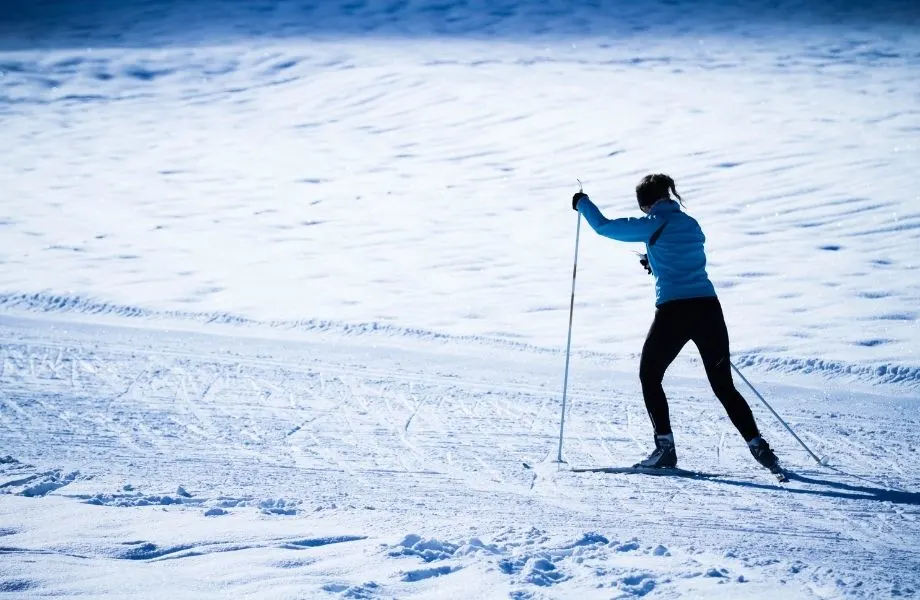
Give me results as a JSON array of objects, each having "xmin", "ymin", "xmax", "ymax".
[
  {"xmin": 638, "ymin": 253, "xmax": 652, "ymax": 275},
  {"xmin": 572, "ymin": 192, "xmax": 588, "ymax": 211}
]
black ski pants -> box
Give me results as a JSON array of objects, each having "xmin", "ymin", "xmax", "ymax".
[{"xmin": 639, "ymin": 296, "xmax": 760, "ymax": 441}]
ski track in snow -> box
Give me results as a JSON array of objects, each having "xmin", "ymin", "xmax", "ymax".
[{"xmin": 1, "ymin": 315, "xmax": 919, "ymax": 598}]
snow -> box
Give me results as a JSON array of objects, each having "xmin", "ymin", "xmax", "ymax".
[{"xmin": 2, "ymin": 0, "xmax": 920, "ymax": 598}]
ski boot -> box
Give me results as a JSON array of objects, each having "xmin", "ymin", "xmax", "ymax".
[
  {"xmin": 635, "ymin": 434, "xmax": 677, "ymax": 469},
  {"xmin": 748, "ymin": 437, "xmax": 787, "ymax": 481}
]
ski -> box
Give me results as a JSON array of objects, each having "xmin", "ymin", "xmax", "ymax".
[
  {"xmin": 572, "ymin": 464, "xmax": 791, "ymax": 484},
  {"xmin": 571, "ymin": 466, "xmax": 723, "ymax": 479}
]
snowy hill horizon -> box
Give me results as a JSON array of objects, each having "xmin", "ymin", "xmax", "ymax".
[{"xmin": 2, "ymin": 0, "xmax": 920, "ymax": 598}]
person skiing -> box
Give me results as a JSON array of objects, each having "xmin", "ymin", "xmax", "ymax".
[{"xmin": 571, "ymin": 174, "xmax": 781, "ymax": 473}]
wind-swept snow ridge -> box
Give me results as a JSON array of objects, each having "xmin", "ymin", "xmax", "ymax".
[
  {"xmin": 0, "ymin": 291, "xmax": 543, "ymax": 349},
  {"xmin": 2, "ymin": 291, "xmax": 919, "ymax": 391},
  {"xmin": 733, "ymin": 354, "xmax": 920, "ymax": 389}
]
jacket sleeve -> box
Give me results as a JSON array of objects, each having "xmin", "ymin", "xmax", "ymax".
[{"xmin": 577, "ymin": 197, "xmax": 662, "ymax": 243}]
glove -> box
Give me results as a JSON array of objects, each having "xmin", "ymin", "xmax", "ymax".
[
  {"xmin": 638, "ymin": 254, "xmax": 652, "ymax": 275},
  {"xmin": 572, "ymin": 192, "xmax": 588, "ymax": 211}
]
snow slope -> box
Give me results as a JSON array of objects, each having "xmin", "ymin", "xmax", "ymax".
[
  {"xmin": 2, "ymin": 0, "xmax": 919, "ymax": 382},
  {"xmin": 2, "ymin": 0, "xmax": 920, "ymax": 598}
]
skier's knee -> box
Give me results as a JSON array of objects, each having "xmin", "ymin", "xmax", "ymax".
[
  {"xmin": 639, "ymin": 362, "xmax": 665, "ymax": 387},
  {"xmin": 709, "ymin": 378, "xmax": 732, "ymax": 395},
  {"xmin": 711, "ymin": 381, "xmax": 743, "ymax": 405},
  {"xmin": 705, "ymin": 366, "xmax": 736, "ymax": 397}
]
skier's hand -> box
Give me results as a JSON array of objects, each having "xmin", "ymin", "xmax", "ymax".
[
  {"xmin": 638, "ymin": 253, "xmax": 652, "ymax": 275},
  {"xmin": 572, "ymin": 192, "xmax": 588, "ymax": 211}
]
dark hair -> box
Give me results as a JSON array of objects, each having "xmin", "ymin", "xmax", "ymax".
[{"xmin": 636, "ymin": 173, "xmax": 682, "ymax": 209}]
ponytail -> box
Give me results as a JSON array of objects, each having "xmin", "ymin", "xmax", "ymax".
[{"xmin": 664, "ymin": 175, "xmax": 683, "ymax": 205}]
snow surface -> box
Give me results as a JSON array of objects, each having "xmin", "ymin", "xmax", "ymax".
[{"xmin": 2, "ymin": 0, "xmax": 920, "ymax": 598}]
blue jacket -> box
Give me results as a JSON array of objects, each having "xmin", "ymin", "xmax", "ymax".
[{"xmin": 577, "ymin": 197, "xmax": 717, "ymax": 306}]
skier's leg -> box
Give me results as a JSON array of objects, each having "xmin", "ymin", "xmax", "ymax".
[
  {"xmin": 691, "ymin": 299, "xmax": 760, "ymax": 441},
  {"xmin": 639, "ymin": 304, "xmax": 689, "ymax": 436}
]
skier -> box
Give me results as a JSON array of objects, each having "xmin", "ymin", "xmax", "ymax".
[{"xmin": 571, "ymin": 174, "xmax": 781, "ymax": 473}]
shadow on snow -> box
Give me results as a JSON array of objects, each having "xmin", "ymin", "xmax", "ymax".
[{"xmin": 715, "ymin": 469, "xmax": 920, "ymax": 506}]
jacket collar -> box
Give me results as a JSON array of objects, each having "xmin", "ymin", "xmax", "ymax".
[{"xmin": 649, "ymin": 199, "xmax": 680, "ymax": 214}]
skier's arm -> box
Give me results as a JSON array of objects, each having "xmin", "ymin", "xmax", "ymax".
[{"xmin": 576, "ymin": 197, "xmax": 661, "ymax": 243}]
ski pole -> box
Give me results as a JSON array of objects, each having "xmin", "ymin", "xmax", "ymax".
[
  {"xmin": 556, "ymin": 181, "xmax": 584, "ymax": 463},
  {"xmin": 730, "ymin": 361, "xmax": 826, "ymax": 465}
]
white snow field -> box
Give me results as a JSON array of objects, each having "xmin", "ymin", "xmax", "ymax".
[{"xmin": 2, "ymin": 0, "xmax": 920, "ymax": 598}]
